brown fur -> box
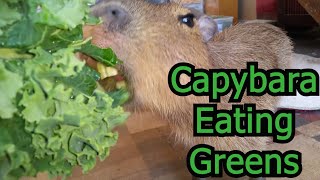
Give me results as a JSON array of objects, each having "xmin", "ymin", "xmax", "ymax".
[{"xmin": 87, "ymin": 0, "xmax": 293, "ymax": 151}]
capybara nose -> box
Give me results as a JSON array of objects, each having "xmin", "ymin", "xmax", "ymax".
[{"xmin": 104, "ymin": 5, "xmax": 131, "ymax": 31}]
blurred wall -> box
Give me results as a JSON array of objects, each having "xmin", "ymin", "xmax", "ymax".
[
  {"xmin": 239, "ymin": 0, "xmax": 257, "ymax": 20},
  {"xmin": 204, "ymin": 0, "xmax": 238, "ymax": 23}
]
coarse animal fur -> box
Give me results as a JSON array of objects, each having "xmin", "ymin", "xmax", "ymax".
[{"xmin": 87, "ymin": 0, "xmax": 293, "ymax": 151}]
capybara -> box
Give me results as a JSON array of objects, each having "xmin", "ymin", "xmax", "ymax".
[{"xmin": 86, "ymin": 0, "xmax": 293, "ymax": 151}]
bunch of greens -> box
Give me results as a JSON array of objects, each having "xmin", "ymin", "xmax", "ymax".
[{"xmin": 0, "ymin": 0, "xmax": 129, "ymax": 179}]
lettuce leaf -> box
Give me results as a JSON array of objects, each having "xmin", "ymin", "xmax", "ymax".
[
  {"xmin": 28, "ymin": 0, "xmax": 94, "ymax": 29},
  {"xmin": 0, "ymin": 1, "xmax": 21, "ymax": 36},
  {"xmin": 1, "ymin": 46, "xmax": 129, "ymax": 179},
  {"xmin": 0, "ymin": 0, "xmax": 129, "ymax": 179},
  {"xmin": 0, "ymin": 63, "xmax": 23, "ymax": 119},
  {"xmin": 79, "ymin": 41, "xmax": 120, "ymax": 66}
]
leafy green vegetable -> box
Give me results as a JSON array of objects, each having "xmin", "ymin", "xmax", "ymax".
[
  {"xmin": 0, "ymin": 63, "xmax": 23, "ymax": 119},
  {"xmin": 85, "ymin": 15, "xmax": 102, "ymax": 26},
  {"xmin": 59, "ymin": 65, "xmax": 100, "ymax": 96},
  {"xmin": 5, "ymin": 19, "xmax": 45, "ymax": 48},
  {"xmin": 108, "ymin": 89, "xmax": 131, "ymax": 108},
  {"xmin": 0, "ymin": 48, "xmax": 33, "ymax": 60},
  {"xmin": 0, "ymin": 1, "xmax": 21, "ymax": 36},
  {"xmin": 41, "ymin": 26, "xmax": 83, "ymax": 52},
  {"xmin": 28, "ymin": 0, "xmax": 93, "ymax": 29},
  {"xmin": 0, "ymin": 0, "xmax": 129, "ymax": 179},
  {"xmin": 79, "ymin": 41, "xmax": 120, "ymax": 66}
]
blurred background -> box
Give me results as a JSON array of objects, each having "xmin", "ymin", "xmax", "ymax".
[{"xmin": 25, "ymin": 1, "xmax": 320, "ymax": 179}]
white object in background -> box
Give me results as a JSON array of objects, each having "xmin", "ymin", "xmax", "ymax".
[
  {"xmin": 183, "ymin": 1, "xmax": 205, "ymax": 14},
  {"xmin": 212, "ymin": 16, "xmax": 234, "ymax": 32},
  {"xmin": 278, "ymin": 53, "xmax": 320, "ymax": 110},
  {"xmin": 217, "ymin": 24, "xmax": 223, "ymax": 32}
]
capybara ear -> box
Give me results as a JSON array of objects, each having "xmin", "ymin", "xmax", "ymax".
[{"xmin": 198, "ymin": 15, "xmax": 219, "ymax": 43}]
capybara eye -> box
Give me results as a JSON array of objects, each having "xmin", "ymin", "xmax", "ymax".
[{"xmin": 178, "ymin": 13, "xmax": 195, "ymax": 28}]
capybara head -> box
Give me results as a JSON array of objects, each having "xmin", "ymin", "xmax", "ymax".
[{"xmin": 89, "ymin": 0, "xmax": 218, "ymax": 109}]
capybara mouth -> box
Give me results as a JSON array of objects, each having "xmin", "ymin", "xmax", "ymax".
[
  {"xmin": 82, "ymin": 25, "xmax": 128, "ymax": 92},
  {"xmin": 97, "ymin": 63, "xmax": 127, "ymax": 91},
  {"xmin": 80, "ymin": 52, "xmax": 127, "ymax": 92}
]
